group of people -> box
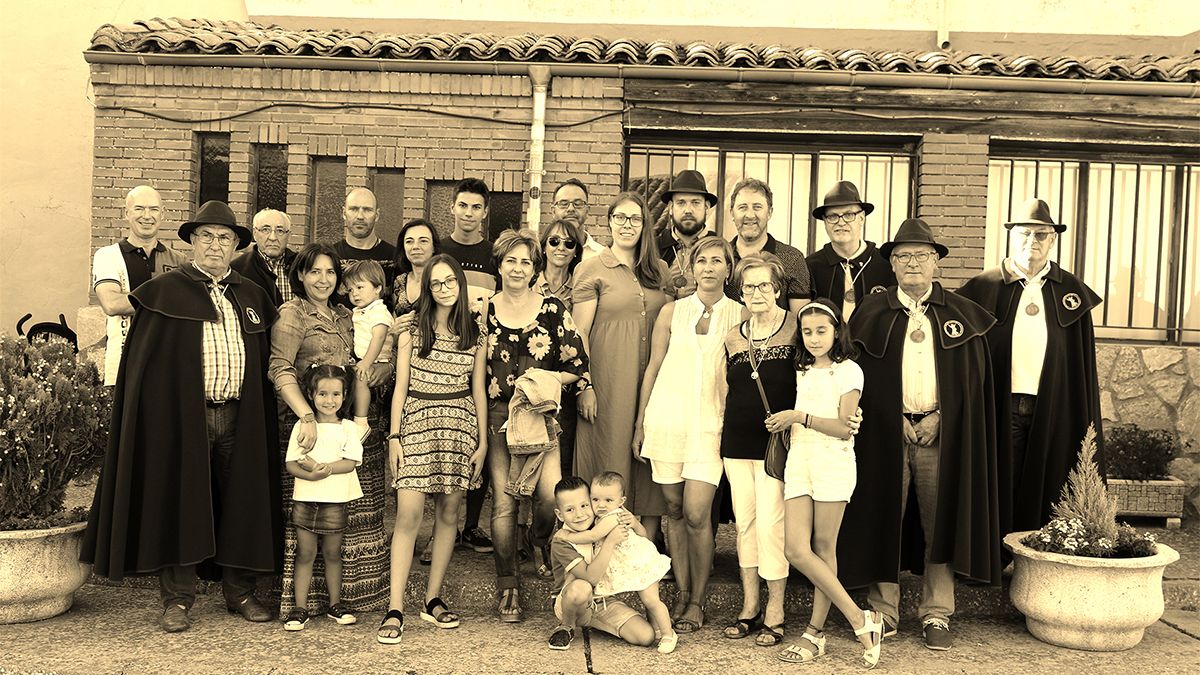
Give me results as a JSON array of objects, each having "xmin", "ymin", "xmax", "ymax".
[{"xmin": 80, "ymin": 168, "xmax": 1104, "ymax": 667}]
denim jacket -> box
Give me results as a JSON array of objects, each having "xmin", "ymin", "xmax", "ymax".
[{"xmin": 268, "ymin": 297, "xmax": 354, "ymax": 392}]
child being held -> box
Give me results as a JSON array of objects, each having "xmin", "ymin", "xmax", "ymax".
[
  {"xmin": 283, "ymin": 365, "xmax": 365, "ymax": 631},
  {"xmin": 344, "ymin": 259, "xmax": 394, "ymax": 436},
  {"xmin": 555, "ymin": 472, "xmax": 677, "ymax": 653}
]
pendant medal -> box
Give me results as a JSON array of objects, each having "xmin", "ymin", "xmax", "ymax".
[
  {"xmin": 1025, "ymin": 303, "xmax": 1039, "ymax": 316},
  {"xmin": 910, "ymin": 329, "xmax": 926, "ymax": 343},
  {"xmin": 750, "ymin": 371, "xmax": 759, "ymax": 380},
  {"xmin": 702, "ymin": 310, "xmax": 712, "ymax": 319},
  {"xmin": 845, "ymin": 287, "xmax": 856, "ymax": 303}
]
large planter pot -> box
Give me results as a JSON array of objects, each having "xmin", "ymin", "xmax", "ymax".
[
  {"xmin": 1004, "ymin": 530, "xmax": 1179, "ymax": 651},
  {"xmin": 0, "ymin": 521, "xmax": 91, "ymax": 624},
  {"xmin": 1107, "ymin": 476, "xmax": 1186, "ymax": 529}
]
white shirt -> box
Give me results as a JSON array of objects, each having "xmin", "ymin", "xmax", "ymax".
[
  {"xmin": 581, "ymin": 234, "xmax": 606, "ymax": 260},
  {"xmin": 286, "ymin": 420, "xmax": 364, "ymax": 503},
  {"xmin": 352, "ymin": 298, "xmax": 394, "ymax": 362},
  {"xmin": 897, "ymin": 286, "xmax": 938, "ymax": 413},
  {"xmin": 839, "ymin": 240, "xmax": 868, "ymax": 320},
  {"xmin": 91, "ymin": 244, "xmax": 131, "ymax": 386},
  {"xmin": 1006, "ymin": 259, "xmax": 1050, "ymax": 395},
  {"xmin": 790, "ymin": 359, "xmax": 864, "ymax": 454}
]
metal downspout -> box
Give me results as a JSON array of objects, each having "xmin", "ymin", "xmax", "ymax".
[{"xmin": 526, "ymin": 66, "xmax": 550, "ymax": 234}]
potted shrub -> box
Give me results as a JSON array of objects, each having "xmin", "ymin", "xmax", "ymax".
[
  {"xmin": 0, "ymin": 334, "xmax": 110, "ymax": 623},
  {"xmin": 1004, "ymin": 425, "xmax": 1180, "ymax": 651},
  {"xmin": 1104, "ymin": 423, "xmax": 1188, "ymax": 529}
]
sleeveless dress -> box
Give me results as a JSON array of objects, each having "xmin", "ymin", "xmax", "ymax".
[
  {"xmin": 393, "ymin": 329, "xmax": 484, "ymax": 493},
  {"xmin": 593, "ymin": 508, "xmax": 673, "ymax": 596},
  {"xmin": 640, "ymin": 294, "xmax": 744, "ymax": 465}
]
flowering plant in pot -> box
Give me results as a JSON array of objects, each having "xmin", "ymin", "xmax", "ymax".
[
  {"xmin": 1004, "ymin": 425, "xmax": 1179, "ymax": 651},
  {"xmin": 0, "ymin": 334, "xmax": 110, "ymax": 623},
  {"xmin": 1103, "ymin": 423, "xmax": 1188, "ymax": 528}
]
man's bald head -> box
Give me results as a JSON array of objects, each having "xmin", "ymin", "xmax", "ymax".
[
  {"xmin": 124, "ymin": 185, "xmax": 163, "ymax": 244},
  {"xmin": 343, "ymin": 187, "xmax": 379, "ymax": 242}
]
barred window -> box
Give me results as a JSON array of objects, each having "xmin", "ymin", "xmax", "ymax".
[
  {"xmin": 197, "ymin": 132, "xmax": 230, "ymax": 207},
  {"xmin": 987, "ymin": 153, "xmax": 1199, "ymax": 344},
  {"xmin": 626, "ymin": 139, "xmax": 914, "ymax": 253}
]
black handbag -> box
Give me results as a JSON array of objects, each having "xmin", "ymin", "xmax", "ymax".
[{"xmin": 747, "ymin": 329, "xmax": 788, "ymax": 481}]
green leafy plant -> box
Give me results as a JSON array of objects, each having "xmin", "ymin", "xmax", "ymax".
[
  {"xmin": 0, "ymin": 334, "xmax": 110, "ymax": 529},
  {"xmin": 1104, "ymin": 423, "xmax": 1185, "ymax": 480},
  {"xmin": 1022, "ymin": 424, "xmax": 1157, "ymax": 558}
]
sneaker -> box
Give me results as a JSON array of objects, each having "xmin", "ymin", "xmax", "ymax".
[
  {"xmin": 419, "ymin": 536, "xmax": 433, "ymax": 565},
  {"xmin": 326, "ymin": 603, "xmax": 357, "ymax": 625},
  {"xmin": 460, "ymin": 527, "xmax": 494, "ymax": 553},
  {"xmin": 882, "ymin": 616, "xmax": 898, "ymax": 638},
  {"xmin": 922, "ymin": 618, "xmax": 952, "ymax": 651},
  {"xmin": 548, "ymin": 625, "xmax": 574, "ymax": 650},
  {"xmin": 283, "ymin": 608, "xmax": 310, "ymax": 631}
]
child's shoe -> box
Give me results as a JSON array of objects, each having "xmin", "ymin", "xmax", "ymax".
[
  {"xmin": 326, "ymin": 603, "xmax": 357, "ymax": 625},
  {"xmin": 658, "ymin": 630, "xmax": 679, "ymax": 654},
  {"xmin": 548, "ymin": 625, "xmax": 574, "ymax": 650},
  {"xmin": 283, "ymin": 608, "xmax": 309, "ymax": 631}
]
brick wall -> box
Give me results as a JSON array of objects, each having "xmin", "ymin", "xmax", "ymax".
[
  {"xmin": 916, "ymin": 132, "xmax": 990, "ymax": 289},
  {"xmin": 88, "ymin": 65, "xmax": 624, "ymax": 258}
]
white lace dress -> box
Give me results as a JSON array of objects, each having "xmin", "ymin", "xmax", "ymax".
[{"xmin": 594, "ymin": 509, "xmax": 672, "ymax": 596}]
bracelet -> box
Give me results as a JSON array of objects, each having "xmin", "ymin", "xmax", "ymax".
[
  {"xmin": 299, "ymin": 413, "xmax": 315, "ymax": 423},
  {"xmin": 386, "ymin": 432, "xmax": 402, "ymax": 441},
  {"xmin": 804, "ymin": 413, "xmax": 811, "ymax": 428}
]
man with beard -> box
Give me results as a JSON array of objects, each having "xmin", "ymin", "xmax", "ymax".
[
  {"xmin": 551, "ymin": 178, "xmax": 606, "ymax": 260},
  {"xmin": 656, "ymin": 170, "xmax": 717, "ymax": 298},
  {"xmin": 232, "ymin": 208, "xmax": 297, "ymax": 307},
  {"xmin": 726, "ymin": 178, "xmax": 811, "ymax": 312},
  {"xmin": 806, "ymin": 181, "xmax": 895, "ymax": 320},
  {"xmin": 335, "ymin": 187, "xmax": 396, "ymax": 302},
  {"xmin": 842, "ymin": 218, "xmax": 1000, "ymax": 651},
  {"xmin": 957, "ymin": 198, "xmax": 1104, "ymax": 534}
]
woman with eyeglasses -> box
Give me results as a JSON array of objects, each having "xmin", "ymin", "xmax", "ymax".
[
  {"xmin": 271, "ymin": 243, "xmax": 389, "ymax": 618},
  {"xmin": 535, "ymin": 218, "xmax": 587, "ymax": 478},
  {"xmin": 572, "ymin": 193, "xmax": 672, "ymax": 546},
  {"xmin": 379, "ymin": 254, "xmax": 488, "ymax": 644}
]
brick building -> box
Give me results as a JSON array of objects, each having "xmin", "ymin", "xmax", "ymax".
[{"xmin": 84, "ymin": 18, "xmax": 1199, "ymax": 440}]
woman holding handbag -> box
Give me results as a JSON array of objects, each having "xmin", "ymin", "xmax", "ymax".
[{"xmin": 719, "ymin": 253, "xmax": 795, "ymax": 648}]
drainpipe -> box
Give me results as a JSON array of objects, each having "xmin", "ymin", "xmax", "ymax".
[{"xmin": 526, "ymin": 66, "xmax": 551, "ymax": 234}]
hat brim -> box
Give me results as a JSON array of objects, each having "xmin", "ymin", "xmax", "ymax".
[
  {"xmin": 661, "ymin": 189, "xmax": 719, "ymax": 208},
  {"xmin": 1004, "ymin": 221, "xmax": 1067, "ymax": 233},
  {"xmin": 178, "ymin": 221, "xmax": 253, "ymax": 250},
  {"xmin": 879, "ymin": 240, "xmax": 949, "ymax": 260},
  {"xmin": 812, "ymin": 201, "xmax": 875, "ymax": 220}
]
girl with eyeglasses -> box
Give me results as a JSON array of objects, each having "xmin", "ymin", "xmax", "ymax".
[
  {"xmin": 572, "ymin": 192, "xmax": 672, "ymax": 551},
  {"xmin": 380, "ymin": 254, "xmax": 487, "ymax": 644}
]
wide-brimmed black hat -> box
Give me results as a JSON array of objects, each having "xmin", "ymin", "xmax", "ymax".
[
  {"xmin": 812, "ymin": 181, "xmax": 875, "ymax": 220},
  {"xmin": 178, "ymin": 200, "xmax": 252, "ymax": 249},
  {"xmin": 1004, "ymin": 198, "xmax": 1067, "ymax": 233},
  {"xmin": 879, "ymin": 218, "xmax": 949, "ymax": 259},
  {"xmin": 661, "ymin": 169, "xmax": 718, "ymax": 207}
]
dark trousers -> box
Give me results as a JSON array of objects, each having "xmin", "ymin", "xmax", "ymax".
[
  {"xmin": 558, "ymin": 390, "xmax": 578, "ymax": 478},
  {"xmin": 1010, "ymin": 393, "xmax": 1037, "ymax": 492},
  {"xmin": 158, "ymin": 401, "xmax": 258, "ymax": 609}
]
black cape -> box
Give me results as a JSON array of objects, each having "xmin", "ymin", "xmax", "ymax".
[
  {"xmin": 957, "ymin": 262, "xmax": 1104, "ymax": 533},
  {"xmin": 805, "ymin": 241, "xmax": 895, "ymax": 310},
  {"xmin": 841, "ymin": 283, "xmax": 1001, "ymax": 588},
  {"xmin": 231, "ymin": 244, "xmax": 295, "ymax": 307},
  {"xmin": 81, "ymin": 265, "xmax": 283, "ymax": 580}
]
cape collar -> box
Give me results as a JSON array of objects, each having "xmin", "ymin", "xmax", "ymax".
[
  {"xmin": 1001, "ymin": 259, "xmax": 1062, "ymax": 286},
  {"xmin": 188, "ymin": 261, "xmax": 233, "ymax": 285}
]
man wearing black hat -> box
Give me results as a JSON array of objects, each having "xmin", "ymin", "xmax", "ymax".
[
  {"xmin": 82, "ymin": 200, "xmax": 283, "ymax": 633},
  {"xmin": 726, "ymin": 177, "xmax": 811, "ymax": 311},
  {"xmin": 958, "ymin": 198, "xmax": 1104, "ymax": 535},
  {"xmin": 841, "ymin": 219, "xmax": 1000, "ymax": 651},
  {"xmin": 656, "ymin": 169, "xmax": 717, "ymax": 298},
  {"xmin": 806, "ymin": 181, "xmax": 895, "ymax": 319}
]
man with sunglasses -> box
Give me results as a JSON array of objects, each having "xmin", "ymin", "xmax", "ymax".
[
  {"xmin": 656, "ymin": 169, "xmax": 717, "ymax": 298},
  {"xmin": 842, "ymin": 218, "xmax": 1000, "ymax": 652},
  {"xmin": 958, "ymin": 198, "xmax": 1104, "ymax": 537},
  {"xmin": 551, "ymin": 178, "xmax": 606, "ymax": 260},
  {"xmin": 806, "ymin": 181, "xmax": 896, "ymax": 319},
  {"xmin": 232, "ymin": 208, "xmax": 297, "ymax": 307}
]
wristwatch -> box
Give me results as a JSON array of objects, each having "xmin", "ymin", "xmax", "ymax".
[{"xmin": 300, "ymin": 413, "xmax": 315, "ymax": 423}]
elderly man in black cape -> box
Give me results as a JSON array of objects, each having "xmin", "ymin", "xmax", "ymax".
[
  {"xmin": 806, "ymin": 181, "xmax": 896, "ymax": 320},
  {"xmin": 957, "ymin": 198, "xmax": 1104, "ymax": 534},
  {"xmin": 81, "ymin": 200, "xmax": 283, "ymax": 633},
  {"xmin": 841, "ymin": 218, "xmax": 1001, "ymax": 652}
]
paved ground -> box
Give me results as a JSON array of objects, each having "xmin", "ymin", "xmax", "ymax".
[{"xmin": 0, "ymin": 584, "xmax": 1196, "ymax": 674}]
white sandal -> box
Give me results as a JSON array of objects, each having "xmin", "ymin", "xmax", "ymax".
[
  {"xmin": 777, "ymin": 631, "xmax": 825, "ymax": 663},
  {"xmin": 657, "ymin": 631, "xmax": 679, "ymax": 654},
  {"xmin": 854, "ymin": 610, "xmax": 884, "ymax": 669}
]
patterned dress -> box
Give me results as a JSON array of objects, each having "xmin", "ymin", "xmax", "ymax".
[{"xmin": 394, "ymin": 329, "xmax": 484, "ymax": 493}]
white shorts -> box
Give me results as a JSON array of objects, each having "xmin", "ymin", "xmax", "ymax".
[
  {"xmin": 783, "ymin": 441, "xmax": 857, "ymax": 502},
  {"xmin": 649, "ymin": 459, "xmax": 724, "ymax": 487}
]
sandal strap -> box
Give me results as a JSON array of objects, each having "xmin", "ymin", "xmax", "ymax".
[
  {"xmin": 380, "ymin": 608, "xmax": 405, "ymax": 627},
  {"xmin": 425, "ymin": 597, "xmax": 449, "ymax": 614}
]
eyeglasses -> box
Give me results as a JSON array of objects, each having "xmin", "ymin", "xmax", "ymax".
[
  {"xmin": 554, "ymin": 199, "xmax": 587, "ymax": 210},
  {"xmin": 429, "ymin": 277, "xmax": 459, "ymax": 293},
  {"xmin": 610, "ymin": 214, "xmax": 644, "ymax": 227},
  {"xmin": 547, "ymin": 237, "xmax": 577, "ymax": 250},
  {"xmin": 194, "ymin": 231, "xmax": 236, "ymax": 247},
  {"xmin": 741, "ymin": 282, "xmax": 776, "ymax": 296},
  {"xmin": 823, "ymin": 210, "xmax": 864, "ymax": 225},
  {"xmin": 254, "ymin": 226, "xmax": 291, "ymax": 238},
  {"xmin": 892, "ymin": 252, "xmax": 935, "ymax": 265},
  {"xmin": 1014, "ymin": 229, "xmax": 1055, "ymax": 242}
]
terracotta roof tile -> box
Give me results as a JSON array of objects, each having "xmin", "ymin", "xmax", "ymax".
[{"xmin": 87, "ymin": 19, "xmax": 1200, "ymax": 83}]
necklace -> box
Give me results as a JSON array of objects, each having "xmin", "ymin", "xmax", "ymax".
[
  {"xmin": 840, "ymin": 256, "xmax": 871, "ymax": 303},
  {"xmin": 746, "ymin": 311, "xmax": 781, "ymax": 378},
  {"xmin": 903, "ymin": 301, "xmax": 929, "ymax": 343},
  {"xmin": 1018, "ymin": 278, "xmax": 1042, "ymax": 316}
]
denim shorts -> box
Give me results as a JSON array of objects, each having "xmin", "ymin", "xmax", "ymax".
[{"xmin": 291, "ymin": 500, "xmax": 347, "ymax": 535}]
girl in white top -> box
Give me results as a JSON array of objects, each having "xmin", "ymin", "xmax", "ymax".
[
  {"xmin": 634, "ymin": 237, "xmax": 745, "ymax": 633},
  {"xmin": 765, "ymin": 299, "xmax": 883, "ymax": 668},
  {"xmin": 283, "ymin": 365, "xmax": 365, "ymax": 632}
]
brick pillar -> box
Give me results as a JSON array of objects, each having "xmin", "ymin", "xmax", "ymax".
[{"xmin": 916, "ymin": 133, "xmax": 990, "ymax": 288}]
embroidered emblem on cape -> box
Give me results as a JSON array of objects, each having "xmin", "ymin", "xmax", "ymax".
[
  {"xmin": 1062, "ymin": 293, "xmax": 1081, "ymax": 310},
  {"xmin": 870, "ymin": 285, "xmax": 887, "ymax": 294},
  {"xmin": 246, "ymin": 307, "xmax": 261, "ymax": 325},
  {"xmin": 943, "ymin": 320, "xmax": 964, "ymax": 339}
]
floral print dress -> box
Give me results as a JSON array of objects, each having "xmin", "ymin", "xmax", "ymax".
[{"xmin": 485, "ymin": 296, "xmax": 589, "ymax": 405}]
